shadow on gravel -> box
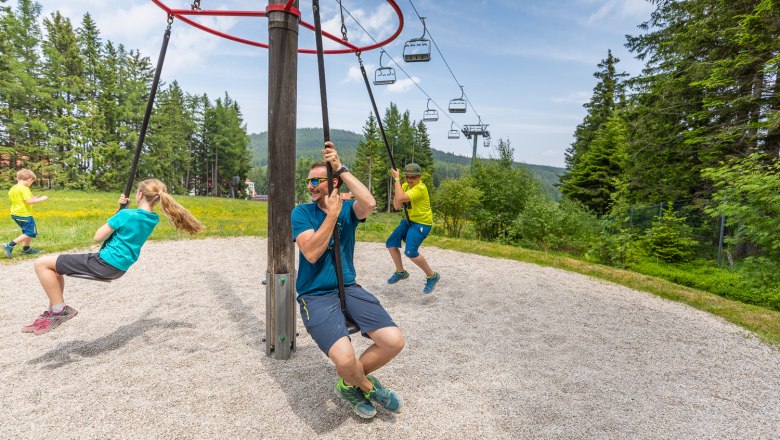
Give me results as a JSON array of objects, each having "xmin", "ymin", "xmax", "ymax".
[
  {"xmin": 204, "ymin": 271, "xmax": 361, "ymax": 435},
  {"xmin": 27, "ymin": 314, "xmax": 193, "ymax": 369}
]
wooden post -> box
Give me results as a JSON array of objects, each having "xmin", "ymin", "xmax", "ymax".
[{"xmin": 266, "ymin": 0, "xmax": 299, "ymax": 359}]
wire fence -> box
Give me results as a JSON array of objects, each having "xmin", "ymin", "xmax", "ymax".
[{"xmin": 622, "ymin": 201, "xmax": 730, "ymax": 265}]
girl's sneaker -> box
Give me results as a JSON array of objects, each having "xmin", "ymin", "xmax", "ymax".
[
  {"xmin": 21, "ymin": 310, "xmax": 51, "ymax": 333},
  {"xmin": 33, "ymin": 306, "xmax": 78, "ymax": 335}
]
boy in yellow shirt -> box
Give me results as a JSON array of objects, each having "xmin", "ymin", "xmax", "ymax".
[
  {"xmin": 386, "ymin": 163, "xmax": 440, "ymax": 294},
  {"xmin": 3, "ymin": 169, "xmax": 48, "ymax": 258}
]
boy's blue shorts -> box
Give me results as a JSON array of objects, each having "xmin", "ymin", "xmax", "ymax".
[
  {"xmin": 11, "ymin": 215, "xmax": 37, "ymax": 238},
  {"xmin": 385, "ymin": 219, "xmax": 431, "ymax": 258},
  {"xmin": 297, "ymin": 284, "xmax": 397, "ymax": 355}
]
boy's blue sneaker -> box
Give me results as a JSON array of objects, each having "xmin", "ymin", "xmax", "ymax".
[
  {"xmin": 2, "ymin": 242, "xmax": 13, "ymax": 258},
  {"xmin": 423, "ymin": 272, "xmax": 440, "ymax": 294},
  {"xmin": 21, "ymin": 248, "xmax": 40, "ymax": 255},
  {"xmin": 387, "ymin": 270, "xmax": 409, "ymax": 284},
  {"xmin": 335, "ymin": 378, "xmax": 376, "ymax": 419},
  {"xmin": 365, "ymin": 375, "xmax": 403, "ymax": 413}
]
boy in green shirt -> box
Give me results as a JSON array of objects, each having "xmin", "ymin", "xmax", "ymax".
[{"xmin": 3, "ymin": 169, "xmax": 48, "ymax": 258}]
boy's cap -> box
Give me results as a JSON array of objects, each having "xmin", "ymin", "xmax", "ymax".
[{"xmin": 403, "ymin": 163, "xmax": 422, "ymax": 175}]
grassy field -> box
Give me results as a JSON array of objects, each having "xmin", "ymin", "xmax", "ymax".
[{"xmin": 2, "ymin": 190, "xmax": 779, "ymax": 346}]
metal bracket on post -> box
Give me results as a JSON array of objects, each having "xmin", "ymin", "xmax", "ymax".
[{"xmin": 265, "ymin": 272, "xmax": 296, "ymax": 359}]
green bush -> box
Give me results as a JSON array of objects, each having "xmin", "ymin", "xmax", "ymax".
[
  {"xmin": 640, "ymin": 203, "xmax": 697, "ymax": 263},
  {"xmin": 506, "ymin": 197, "xmax": 599, "ymax": 254},
  {"xmin": 432, "ymin": 177, "xmax": 482, "ymax": 238},
  {"xmin": 586, "ymin": 226, "xmax": 637, "ymax": 268}
]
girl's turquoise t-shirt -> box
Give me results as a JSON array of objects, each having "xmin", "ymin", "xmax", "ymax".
[{"xmin": 99, "ymin": 208, "xmax": 159, "ymax": 271}]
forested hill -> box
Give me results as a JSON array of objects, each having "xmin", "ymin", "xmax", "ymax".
[
  {"xmin": 249, "ymin": 128, "xmax": 565, "ymax": 199},
  {"xmin": 249, "ymin": 128, "xmax": 363, "ymax": 165}
]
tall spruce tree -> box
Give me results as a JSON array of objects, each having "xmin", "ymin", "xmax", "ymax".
[
  {"xmin": 560, "ymin": 115, "xmax": 628, "ymax": 215},
  {"xmin": 353, "ymin": 113, "xmax": 387, "ymax": 211}
]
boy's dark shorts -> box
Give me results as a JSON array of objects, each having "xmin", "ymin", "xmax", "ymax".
[
  {"xmin": 56, "ymin": 253, "xmax": 126, "ymax": 281},
  {"xmin": 297, "ymin": 284, "xmax": 397, "ymax": 355},
  {"xmin": 11, "ymin": 215, "xmax": 37, "ymax": 238}
]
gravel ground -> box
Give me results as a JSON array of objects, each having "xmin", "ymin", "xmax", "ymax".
[{"xmin": 1, "ymin": 237, "xmax": 779, "ymax": 439}]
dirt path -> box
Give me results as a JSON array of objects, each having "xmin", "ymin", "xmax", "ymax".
[{"xmin": 1, "ymin": 237, "xmax": 778, "ymax": 438}]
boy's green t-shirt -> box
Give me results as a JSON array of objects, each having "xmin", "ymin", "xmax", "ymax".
[
  {"xmin": 402, "ymin": 181, "xmax": 433, "ymax": 226},
  {"xmin": 99, "ymin": 208, "xmax": 159, "ymax": 271},
  {"xmin": 8, "ymin": 183, "xmax": 33, "ymax": 217}
]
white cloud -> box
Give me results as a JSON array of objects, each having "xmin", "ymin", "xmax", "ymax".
[
  {"xmin": 586, "ymin": 0, "xmax": 653, "ymax": 26},
  {"xmin": 387, "ymin": 77, "xmax": 419, "ymax": 93},
  {"xmin": 550, "ymin": 91, "xmax": 591, "ymax": 104}
]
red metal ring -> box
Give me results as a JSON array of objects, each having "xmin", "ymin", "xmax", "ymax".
[{"xmin": 151, "ymin": 0, "xmax": 403, "ymax": 53}]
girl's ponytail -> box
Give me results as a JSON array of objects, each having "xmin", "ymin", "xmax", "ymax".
[{"xmin": 138, "ymin": 179, "xmax": 205, "ymax": 235}]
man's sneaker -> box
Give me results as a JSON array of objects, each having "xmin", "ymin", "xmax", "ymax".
[
  {"xmin": 21, "ymin": 248, "xmax": 40, "ymax": 255},
  {"xmin": 335, "ymin": 377, "xmax": 376, "ymax": 419},
  {"xmin": 33, "ymin": 306, "xmax": 78, "ymax": 335},
  {"xmin": 2, "ymin": 242, "xmax": 12, "ymax": 258},
  {"xmin": 387, "ymin": 270, "xmax": 409, "ymax": 285},
  {"xmin": 21, "ymin": 310, "xmax": 51, "ymax": 333},
  {"xmin": 423, "ymin": 272, "xmax": 440, "ymax": 294},
  {"xmin": 365, "ymin": 375, "xmax": 403, "ymax": 413}
]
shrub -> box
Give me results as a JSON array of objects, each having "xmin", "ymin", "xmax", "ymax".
[
  {"xmin": 506, "ymin": 197, "xmax": 599, "ymax": 254},
  {"xmin": 640, "ymin": 203, "xmax": 698, "ymax": 263}
]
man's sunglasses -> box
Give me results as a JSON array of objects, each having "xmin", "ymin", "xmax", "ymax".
[{"xmin": 304, "ymin": 177, "xmax": 329, "ymax": 186}]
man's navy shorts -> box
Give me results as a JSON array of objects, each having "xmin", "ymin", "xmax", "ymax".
[{"xmin": 297, "ymin": 284, "xmax": 397, "ymax": 355}]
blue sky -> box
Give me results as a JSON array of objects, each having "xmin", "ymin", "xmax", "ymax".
[{"xmin": 39, "ymin": 0, "xmax": 654, "ymax": 167}]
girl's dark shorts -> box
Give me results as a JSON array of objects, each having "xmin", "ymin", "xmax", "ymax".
[
  {"xmin": 297, "ymin": 284, "xmax": 397, "ymax": 355},
  {"xmin": 56, "ymin": 253, "xmax": 126, "ymax": 281}
]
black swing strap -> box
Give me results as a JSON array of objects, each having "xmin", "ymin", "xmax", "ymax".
[
  {"xmin": 355, "ymin": 53, "xmax": 412, "ymax": 225},
  {"xmin": 312, "ymin": 0, "xmax": 359, "ymax": 334},
  {"xmin": 121, "ymin": 15, "xmax": 173, "ymax": 208}
]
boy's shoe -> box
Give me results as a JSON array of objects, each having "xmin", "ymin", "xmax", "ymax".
[
  {"xmin": 365, "ymin": 375, "xmax": 403, "ymax": 413},
  {"xmin": 2, "ymin": 242, "xmax": 13, "ymax": 258},
  {"xmin": 21, "ymin": 248, "xmax": 40, "ymax": 255},
  {"xmin": 387, "ymin": 270, "xmax": 409, "ymax": 284},
  {"xmin": 21, "ymin": 310, "xmax": 51, "ymax": 333},
  {"xmin": 33, "ymin": 306, "xmax": 78, "ymax": 335},
  {"xmin": 423, "ymin": 272, "xmax": 440, "ymax": 294},
  {"xmin": 335, "ymin": 378, "xmax": 376, "ymax": 419}
]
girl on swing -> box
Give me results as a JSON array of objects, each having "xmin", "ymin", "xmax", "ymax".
[{"xmin": 21, "ymin": 179, "xmax": 204, "ymax": 335}]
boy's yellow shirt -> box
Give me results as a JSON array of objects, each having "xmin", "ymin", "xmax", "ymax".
[
  {"xmin": 8, "ymin": 183, "xmax": 34, "ymax": 217},
  {"xmin": 402, "ymin": 181, "xmax": 433, "ymax": 226}
]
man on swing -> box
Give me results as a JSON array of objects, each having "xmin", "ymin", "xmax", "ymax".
[{"xmin": 292, "ymin": 142, "xmax": 404, "ymax": 419}]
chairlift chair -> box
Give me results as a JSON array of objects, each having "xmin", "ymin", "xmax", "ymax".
[
  {"xmin": 422, "ymin": 98, "xmax": 438, "ymax": 122},
  {"xmin": 373, "ymin": 51, "xmax": 396, "ymax": 85},
  {"xmin": 403, "ymin": 17, "xmax": 431, "ymax": 62},
  {"xmin": 483, "ymin": 137, "xmax": 491, "ymax": 147},
  {"xmin": 449, "ymin": 86, "xmax": 467, "ymax": 113},
  {"xmin": 448, "ymin": 122, "xmax": 460, "ymax": 139}
]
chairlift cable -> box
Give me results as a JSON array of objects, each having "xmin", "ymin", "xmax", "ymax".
[
  {"xmin": 340, "ymin": 3, "xmax": 470, "ymax": 146},
  {"xmin": 406, "ymin": 0, "xmax": 484, "ymax": 125}
]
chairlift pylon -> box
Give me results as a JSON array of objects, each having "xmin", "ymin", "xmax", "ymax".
[
  {"xmin": 403, "ymin": 17, "xmax": 431, "ymax": 62},
  {"xmin": 373, "ymin": 51, "xmax": 396, "ymax": 85},
  {"xmin": 423, "ymin": 98, "xmax": 438, "ymax": 122},
  {"xmin": 449, "ymin": 86, "xmax": 467, "ymax": 113},
  {"xmin": 448, "ymin": 122, "xmax": 460, "ymax": 139}
]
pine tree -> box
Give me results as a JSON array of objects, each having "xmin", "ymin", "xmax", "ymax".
[
  {"xmin": 353, "ymin": 113, "xmax": 386, "ymax": 210},
  {"xmin": 3, "ymin": 0, "xmax": 48, "ymax": 173},
  {"xmin": 560, "ymin": 115, "xmax": 628, "ymax": 215}
]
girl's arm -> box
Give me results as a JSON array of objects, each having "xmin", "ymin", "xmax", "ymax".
[{"xmin": 94, "ymin": 223, "xmax": 115, "ymax": 243}]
